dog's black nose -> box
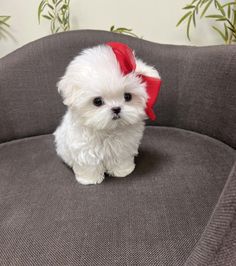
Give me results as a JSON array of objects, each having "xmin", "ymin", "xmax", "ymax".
[{"xmin": 112, "ymin": 107, "xmax": 121, "ymax": 114}]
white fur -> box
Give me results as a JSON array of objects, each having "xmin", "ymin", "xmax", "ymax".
[{"xmin": 54, "ymin": 44, "xmax": 160, "ymax": 185}]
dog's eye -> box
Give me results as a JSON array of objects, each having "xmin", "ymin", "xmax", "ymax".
[
  {"xmin": 93, "ymin": 97, "xmax": 104, "ymax": 107},
  {"xmin": 124, "ymin": 93, "xmax": 132, "ymax": 102}
]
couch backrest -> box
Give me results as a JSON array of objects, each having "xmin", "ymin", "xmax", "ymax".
[{"xmin": 0, "ymin": 30, "xmax": 235, "ymax": 148}]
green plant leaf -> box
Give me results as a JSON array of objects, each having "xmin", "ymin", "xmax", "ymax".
[
  {"xmin": 212, "ymin": 26, "xmax": 227, "ymax": 42},
  {"xmin": 56, "ymin": 0, "xmax": 63, "ymax": 7},
  {"xmin": 225, "ymin": 17, "xmax": 235, "ymax": 29},
  {"xmin": 109, "ymin": 26, "xmax": 139, "ymax": 37},
  {"xmin": 195, "ymin": 0, "xmax": 201, "ymax": 14},
  {"xmin": 193, "ymin": 10, "xmax": 197, "ymax": 27},
  {"xmin": 57, "ymin": 15, "xmax": 63, "ymax": 24},
  {"xmin": 116, "ymin": 27, "xmax": 132, "ymax": 31},
  {"xmin": 222, "ymin": 2, "xmax": 236, "ymax": 8},
  {"xmin": 176, "ymin": 11, "xmax": 192, "ymax": 26},
  {"xmin": 42, "ymin": 15, "xmax": 52, "ymax": 20},
  {"xmin": 200, "ymin": 0, "xmax": 211, "ymax": 7},
  {"xmin": 0, "ymin": 21, "xmax": 10, "ymax": 27},
  {"xmin": 187, "ymin": 14, "xmax": 192, "ymax": 40},
  {"xmin": 183, "ymin": 5, "xmax": 195, "ymax": 9},
  {"xmin": 201, "ymin": 0, "xmax": 213, "ymax": 18},
  {"xmin": 0, "ymin": 16, "xmax": 13, "ymax": 41},
  {"xmin": 0, "ymin": 16, "xmax": 10, "ymax": 23},
  {"xmin": 227, "ymin": 26, "xmax": 236, "ymax": 34},
  {"xmin": 0, "ymin": 16, "xmax": 10, "ymax": 28},
  {"xmin": 38, "ymin": 1, "xmax": 46, "ymax": 23},
  {"xmin": 206, "ymin": 14, "xmax": 224, "ymax": 18},
  {"xmin": 214, "ymin": 0, "xmax": 217, "ymax": 8},
  {"xmin": 61, "ymin": 4, "xmax": 68, "ymax": 10},
  {"xmin": 51, "ymin": 20, "xmax": 55, "ymax": 33},
  {"xmin": 227, "ymin": 5, "xmax": 231, "ymax": 18},
  {"xmin": 215, "ymin": 0, "xmax": 225, "ymax": 16},
  {"xmin": 216, "ymin": 18, "xmax": 227, "ymax": 22},
  {"xmin": 48, "ymin": 12, "xmax": 55, "ymax": 19},
  {"xmin": 47, "ymin": 4, "xmax": 55, "ymax": 10},
  {"xmin": 224, "ymin": 23, "xmax": 228, "ymax": 41}
]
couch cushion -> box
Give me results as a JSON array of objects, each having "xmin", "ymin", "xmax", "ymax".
[{"xmin": 0, "ymin": 126, "xmax": 235, "ymax": 266}]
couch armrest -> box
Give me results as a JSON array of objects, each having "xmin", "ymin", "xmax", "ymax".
[{"xmin": 185, "ymin": 160, "xmax": 236, "ymax": 265}]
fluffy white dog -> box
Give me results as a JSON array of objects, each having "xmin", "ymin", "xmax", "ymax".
[{"xmin": 54, "ymin": 42, "xmax": 161, "ymax": 185}]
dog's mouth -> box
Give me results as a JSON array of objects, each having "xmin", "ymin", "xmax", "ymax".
[{"xmin": 112, "ymin": 114, "xmax": 121, "ymax": 120}]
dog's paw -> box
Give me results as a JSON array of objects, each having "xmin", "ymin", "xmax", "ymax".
[
  {"xmin": 109, "ymin": 162, "xmax": 135, "ymax": 178},
  {"xmin": 73, "ymin": 163, "xmax": 105, "ymax": 185},
  {"xmin": 75, "ymin": 174, "xmax": 104, "ymax": 185}
]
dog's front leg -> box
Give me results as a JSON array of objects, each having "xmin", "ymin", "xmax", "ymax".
[
  {"xmin": 107, "ymin": 156, "xmax": 135, "ymax": 178},
  {"xmin": 73, "ymin": 163, "xmax": 105, "ymax": 185}
]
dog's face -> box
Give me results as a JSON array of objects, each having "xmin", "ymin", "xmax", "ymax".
[{"xmin": 58, "ymin": 45, "xmax": 148, "ymax": 130}]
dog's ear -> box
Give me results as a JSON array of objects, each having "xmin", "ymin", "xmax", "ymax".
[
  {"xmin": 57, "ymin": 76, "xmax": 78, "ymax": 106},
  {"xmin": 135, "ymin": 59, "xmax": 160, "ymax": 79}
]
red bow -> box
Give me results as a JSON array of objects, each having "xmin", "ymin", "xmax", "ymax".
[{"xmin": 106, "ymin": 42, "xmax": 162, "ymax": 120}]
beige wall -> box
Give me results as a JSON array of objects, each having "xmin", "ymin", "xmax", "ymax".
[{"xmin": 1, "ymin": 0, "xmax": 222, "ymax": 58}]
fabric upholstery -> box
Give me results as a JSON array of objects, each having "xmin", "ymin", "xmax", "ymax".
[
  {"xmin": 185, "ymin": 161, "xmax": 236, "ymax": 266},
  {"xmin": 0, "ymin": 30, "xmax": 236, "ymax": 148},
  {"xmin": 0, "ymin": 127, "xmax": 235, "ymax": 266}
]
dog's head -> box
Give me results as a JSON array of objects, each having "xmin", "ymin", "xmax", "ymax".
[{"xmin": 58, "ymin": 44, "xmax": 159, "ymax": 130}]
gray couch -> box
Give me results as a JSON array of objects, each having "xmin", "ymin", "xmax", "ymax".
[{"xmin": 0, "ymin": 30, "xmax": 235, "ymax": 266}]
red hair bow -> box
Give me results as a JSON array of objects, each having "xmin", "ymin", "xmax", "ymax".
[{"xmin": 106, "ymin": 42, "xmax": 162, "ymax": 121}]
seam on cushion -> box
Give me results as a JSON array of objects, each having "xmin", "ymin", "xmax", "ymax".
[
  {"xmin": 146, "ymin": 126, "xmax": 236, "ymax": 155},
  {"xmin": 0, "ymin": 133, "xmax": 52, "ymax": 148},
  {"xmin": 0, "ymin": 126, "xmax": 235, "ymax": 155},
  {"xmin": 209, "ymin": 165, "xmax": 236, "ymax": 265},
  {"xmin": 185, "ymin": 161, "xmax": 236, "ymax": 265},
  {"xmin": 209, "ymin": 206, "xmax": 236, "ymax": 265}
]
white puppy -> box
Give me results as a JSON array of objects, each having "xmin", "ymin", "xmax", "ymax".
[{"xmin": 54, "ymin": 42, "xmax": 160, "ymax": 185}]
